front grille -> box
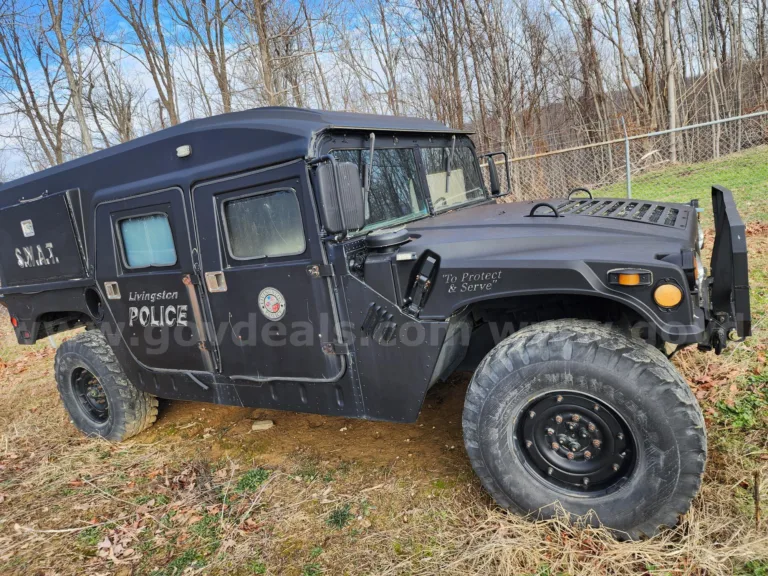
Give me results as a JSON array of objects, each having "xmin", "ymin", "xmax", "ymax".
[{"xmin": 556, "ymin": 199, "xmax": 689, "ymax": 228}]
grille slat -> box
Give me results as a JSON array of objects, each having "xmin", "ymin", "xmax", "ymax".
[
  {"xmin": 594, "ymin": 200, "xmax": 619, "ymax": 217},
  {"xmin": 556, "ymin": 199, "xmax": 683, "ymax": 227}
]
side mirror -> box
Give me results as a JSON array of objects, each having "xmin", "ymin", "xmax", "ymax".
[
  {"xmin": 481, "ymin": 151, "xmax": 511, "ymax": 197},
  {"xmin": 487, "ymin": 158, "xmax": 501, "ymax": 196},
  {"xmin": 316, "ymin": 160, "xmax": 365, "ymax": 233}
]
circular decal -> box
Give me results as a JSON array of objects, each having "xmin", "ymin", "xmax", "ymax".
[{"xmin": 258, "ymin": 287, "xmax": 286, "ymax": 321}]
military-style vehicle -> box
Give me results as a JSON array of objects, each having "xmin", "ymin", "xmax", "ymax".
[{"xmin": 0, "ymin": 107, "xmax": 750, "ymax": 537}]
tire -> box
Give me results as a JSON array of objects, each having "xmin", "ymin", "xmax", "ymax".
[
  {"xmin": 462, "ymin": 319, "xmax": 706, "ymax": 539},
  {"xmin": 55, "ymin": 330, "xmax": 159, "ymax": 441}
]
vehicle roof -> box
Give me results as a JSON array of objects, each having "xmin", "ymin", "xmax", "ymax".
[
  {"xmin": 0, "ymin": 106, "xmax": 464, "ymax": 193},
  {"xmin": 0, "ymin": 107, "xmax": 466, "ymax": 205}
]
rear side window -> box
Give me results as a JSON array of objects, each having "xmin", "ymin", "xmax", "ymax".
[
  {"xmin": 222, "ymin": 189, "xmax": 306, "ymax": 260},
  {"xmin": 119, "ymin": 213, "xmax": 177, "ymax": 268}
]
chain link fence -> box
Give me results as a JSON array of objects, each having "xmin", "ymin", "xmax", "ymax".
[{"xmin": 480, "ymin": 111, "xmax": 768, "ymax": 201}]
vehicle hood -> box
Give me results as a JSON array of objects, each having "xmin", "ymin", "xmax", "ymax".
[{"xmin": 404, "ymin": 198, "xmax": 697, "ymax": 264}]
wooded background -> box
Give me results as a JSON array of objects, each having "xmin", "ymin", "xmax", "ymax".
[{"xmin": 0, "ymin": 0, "xmax": 765, "ymax": 177}]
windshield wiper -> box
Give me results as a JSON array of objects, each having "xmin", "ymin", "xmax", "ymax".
[
  {"xmin": 444, "ymin": 135, "xmax": 456, "ymax": 202},
  {"xmin": 363, "ymin": 132, "xmax": 375, "ymax": 218}
]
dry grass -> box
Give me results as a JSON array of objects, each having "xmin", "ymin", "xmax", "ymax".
[{"xmin": 1, "ymin": 227, "xmax": 767, "ymax": 574}]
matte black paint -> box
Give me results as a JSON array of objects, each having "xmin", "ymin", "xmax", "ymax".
[{"xmin": 0, "ymin": 106, "xmax": 750, "ymax": 422}]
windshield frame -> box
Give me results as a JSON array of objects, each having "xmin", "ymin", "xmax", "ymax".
[{"xmin": 320, "ymin": 132, "xmax": 489, "ymax": 235}]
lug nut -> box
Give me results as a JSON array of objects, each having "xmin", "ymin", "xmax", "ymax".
[
  {"xmin": 525, "ymin": 440, "xmax": 533, "ymax": 448},
  {"xmin": 588, "ymin": 423, "xmax": 596, "ymax": 432},
  {"xmin": 547, "ymin": 467, "xmax": 553, "ymax": 476},
  {"xmin": 529, "ymin": 411, "xmax": 536, "ymax": 418},
  {"xmin": 612, "ymin": 463, "xmax": 620, "ymax": 471},
  {"xmin": 555, "ymin": 415, "xmax": 563, "ymax": 423},
  {"xmin": 584, "ymin": 451, "xmax": 592, "ymax": 459},
  {"xmin": 551, "ymin": 442, "xmax": 560, "ymax": 450},
  {"xmin": 592, "ymin": 439, "xmax": 601, "ymax": 448},
  {"xmin": 546, "ymin": 427, "xmax": 555, "ymax": 435},
  {"xmin": 556, "ymin": 395, "xmax": 563, "ymax": 402},
  {"xmin": 593, "ymin": 404, "xmax": 600, "ymax": 411},
  {"xmin": 570, "ymin": 443, "xmax": 580, "ymax": 451},
  {"xmin": 617, "ymin": 433, "xmax": 624, "ymax": 441},
  {"xmin": 567, "ymin": 452, "xmax": 574, "ymax": 460},
  {"xmin": 572, "ymin": 414, "xmax": 580, "ymax": 422},
  {"xmin": 583, "ymin": 478, "xmax": 590, "ymax": 486}
]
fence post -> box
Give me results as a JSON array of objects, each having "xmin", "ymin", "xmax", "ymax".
[{"xmin": 621, "ymin": 116, "xmax": 631, "ymax": 198}]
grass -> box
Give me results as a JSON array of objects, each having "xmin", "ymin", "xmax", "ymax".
[
  {"xmin": 325, "ymin": 504, "xmax": 352, "ymax": 530},
  {"xmin": 0, "ymin": 151, "xmax": 767, "ymax": 574},
  {"xmin": 235, "ymin": 467, "xmax": 270, "ymax": 493},
  {"xmin": 598, "ymin": 143, "xmax": 768, "ymax": 224}
]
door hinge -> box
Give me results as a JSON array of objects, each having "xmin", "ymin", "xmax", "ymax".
[
  {"xmin": 307, "ymin": 264, "xmax": 334, "ymax": 278},
  {"xmin": 322, "ymin": 342, "xmax": 350, "ymax": 355}
]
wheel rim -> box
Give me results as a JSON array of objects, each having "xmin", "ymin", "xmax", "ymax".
[
  {"xmin": 517, "ymin": 391, "xmax": 636, "ymax": 495},
  {"xmin": 71, "ymin": 367, "xmax": 109, "ymax": 424}
]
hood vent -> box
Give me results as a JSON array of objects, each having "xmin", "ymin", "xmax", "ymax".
[{"xmin": 557, "ymin": 199, "xmax": 689, "ymax": 229}]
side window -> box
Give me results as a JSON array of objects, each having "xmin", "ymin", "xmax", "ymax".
[
  {"xmin": 118, "ymin": 213, "xmax": 177, "ymax": 269},
  {"xmin": 222, "ymin": 189, "xmax": 306, "ymax": 260}
]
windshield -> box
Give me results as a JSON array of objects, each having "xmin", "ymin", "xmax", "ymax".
[
  {"xmin": 332, "ymin": 148, "xmax": 428, "ymax": 231},
  {"xmin": 421, "ymin": 146, "xmax": 485, "ymax": 211},
  {"xmin": 330, "ymin": 144, "xmax": 486, "ymax": 232}
]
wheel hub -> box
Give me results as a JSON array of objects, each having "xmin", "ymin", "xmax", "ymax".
[
  {"xmin": 518, "ymin": 392, "xmax": 634, "ymax": 493},
  {"xmin": 72, "ymin": 368, "xmax": 109, "ymax": 423}
]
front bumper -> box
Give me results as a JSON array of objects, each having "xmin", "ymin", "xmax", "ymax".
[{"xmin": 700, "ymin": 186, "xmax": 751, "ymax": 353}]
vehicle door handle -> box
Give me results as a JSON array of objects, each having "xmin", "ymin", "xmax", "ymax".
[
  {"xmin": 104, "ymin": 281, "xmax": 121, "ymax": 300},
  {"xmin": 205, "ymin": 271, "xmax": 228, "ymax": 293}
]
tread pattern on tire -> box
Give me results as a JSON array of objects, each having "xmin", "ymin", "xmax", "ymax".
[
  {"xmin": 55, "ymin": 330, "xmax": 158, "ymax": 441},
  {"xmin": 462, "ymin": 319, "xmax": 706, "ymax": 539}
]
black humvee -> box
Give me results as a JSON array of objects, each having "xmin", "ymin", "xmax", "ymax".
[{"xmin": 0, "ymin": 107, "xmax": 750, "ymax": 538}]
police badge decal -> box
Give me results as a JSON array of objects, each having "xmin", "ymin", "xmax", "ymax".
[{"xmin": 258, "ymin": 287, "xmax": 287, "ymax": 321}]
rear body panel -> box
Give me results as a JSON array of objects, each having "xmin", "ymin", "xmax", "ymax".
[{"xmin": 0, "ymin": 190, "xmax": 86, "ymax": 288}]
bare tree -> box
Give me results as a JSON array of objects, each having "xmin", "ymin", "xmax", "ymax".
[{"xmin": 111, "ymin": 0, "xmax": 180, "ymax": 126}]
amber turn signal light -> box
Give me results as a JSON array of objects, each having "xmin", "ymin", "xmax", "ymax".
[
  {"xmin": 607, "ymin": 269, "xmax": 652, "ymax": 287},
  {"xmin": 653, "ymin": 283, "xmax": 683, "ymax": 308},
  {"xmin": 618, "ymin": 273, "xmax": 641, "ymax": 286},
  {"xmin": 10, "ymin": 316, "xmax": 18, "ymax": 328}
]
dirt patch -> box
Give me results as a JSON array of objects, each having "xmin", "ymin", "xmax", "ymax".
[{"xmin": 147, "ymin": 373, "xmax": 471, "ymax": 475}]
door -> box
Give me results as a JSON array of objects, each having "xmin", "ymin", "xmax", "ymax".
[
  {"xmin": 94, "ymin": 187, "xmax": 213, "ymax": 373},
  {"xmin": 192, "ymin": 160, "xmax": 344, "ymax": 381}
]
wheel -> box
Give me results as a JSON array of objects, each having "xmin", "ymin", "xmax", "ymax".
[
  {"xmin": 55, "ymin": 330, "xmax": 159, "ymax": 441},
  {"xmin": 462, "ymin": 319, "xmax": 706, "ymax": 539}
]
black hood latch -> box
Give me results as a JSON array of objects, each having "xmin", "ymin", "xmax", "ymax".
[{"xmin": 406, "ymin": 255, "xmax": 438, "ymax": 316}]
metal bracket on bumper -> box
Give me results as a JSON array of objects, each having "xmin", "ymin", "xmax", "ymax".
[{"xmin": 700, "ymin": 186, "xmax": 752, "ymax": 354}]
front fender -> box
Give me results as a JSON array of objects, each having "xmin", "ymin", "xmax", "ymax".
[{"xmin": 418, "ymin": 260, "xmax": 706, "ymax": 345}]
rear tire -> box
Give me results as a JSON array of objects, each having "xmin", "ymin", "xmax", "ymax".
[
  {"xmin": 55, "ymin": 330, "xmax": 158, "ymax": 441},
  {"xmin": 462, "ymin": 319, "xmax": 706, "ymax": 539}
]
